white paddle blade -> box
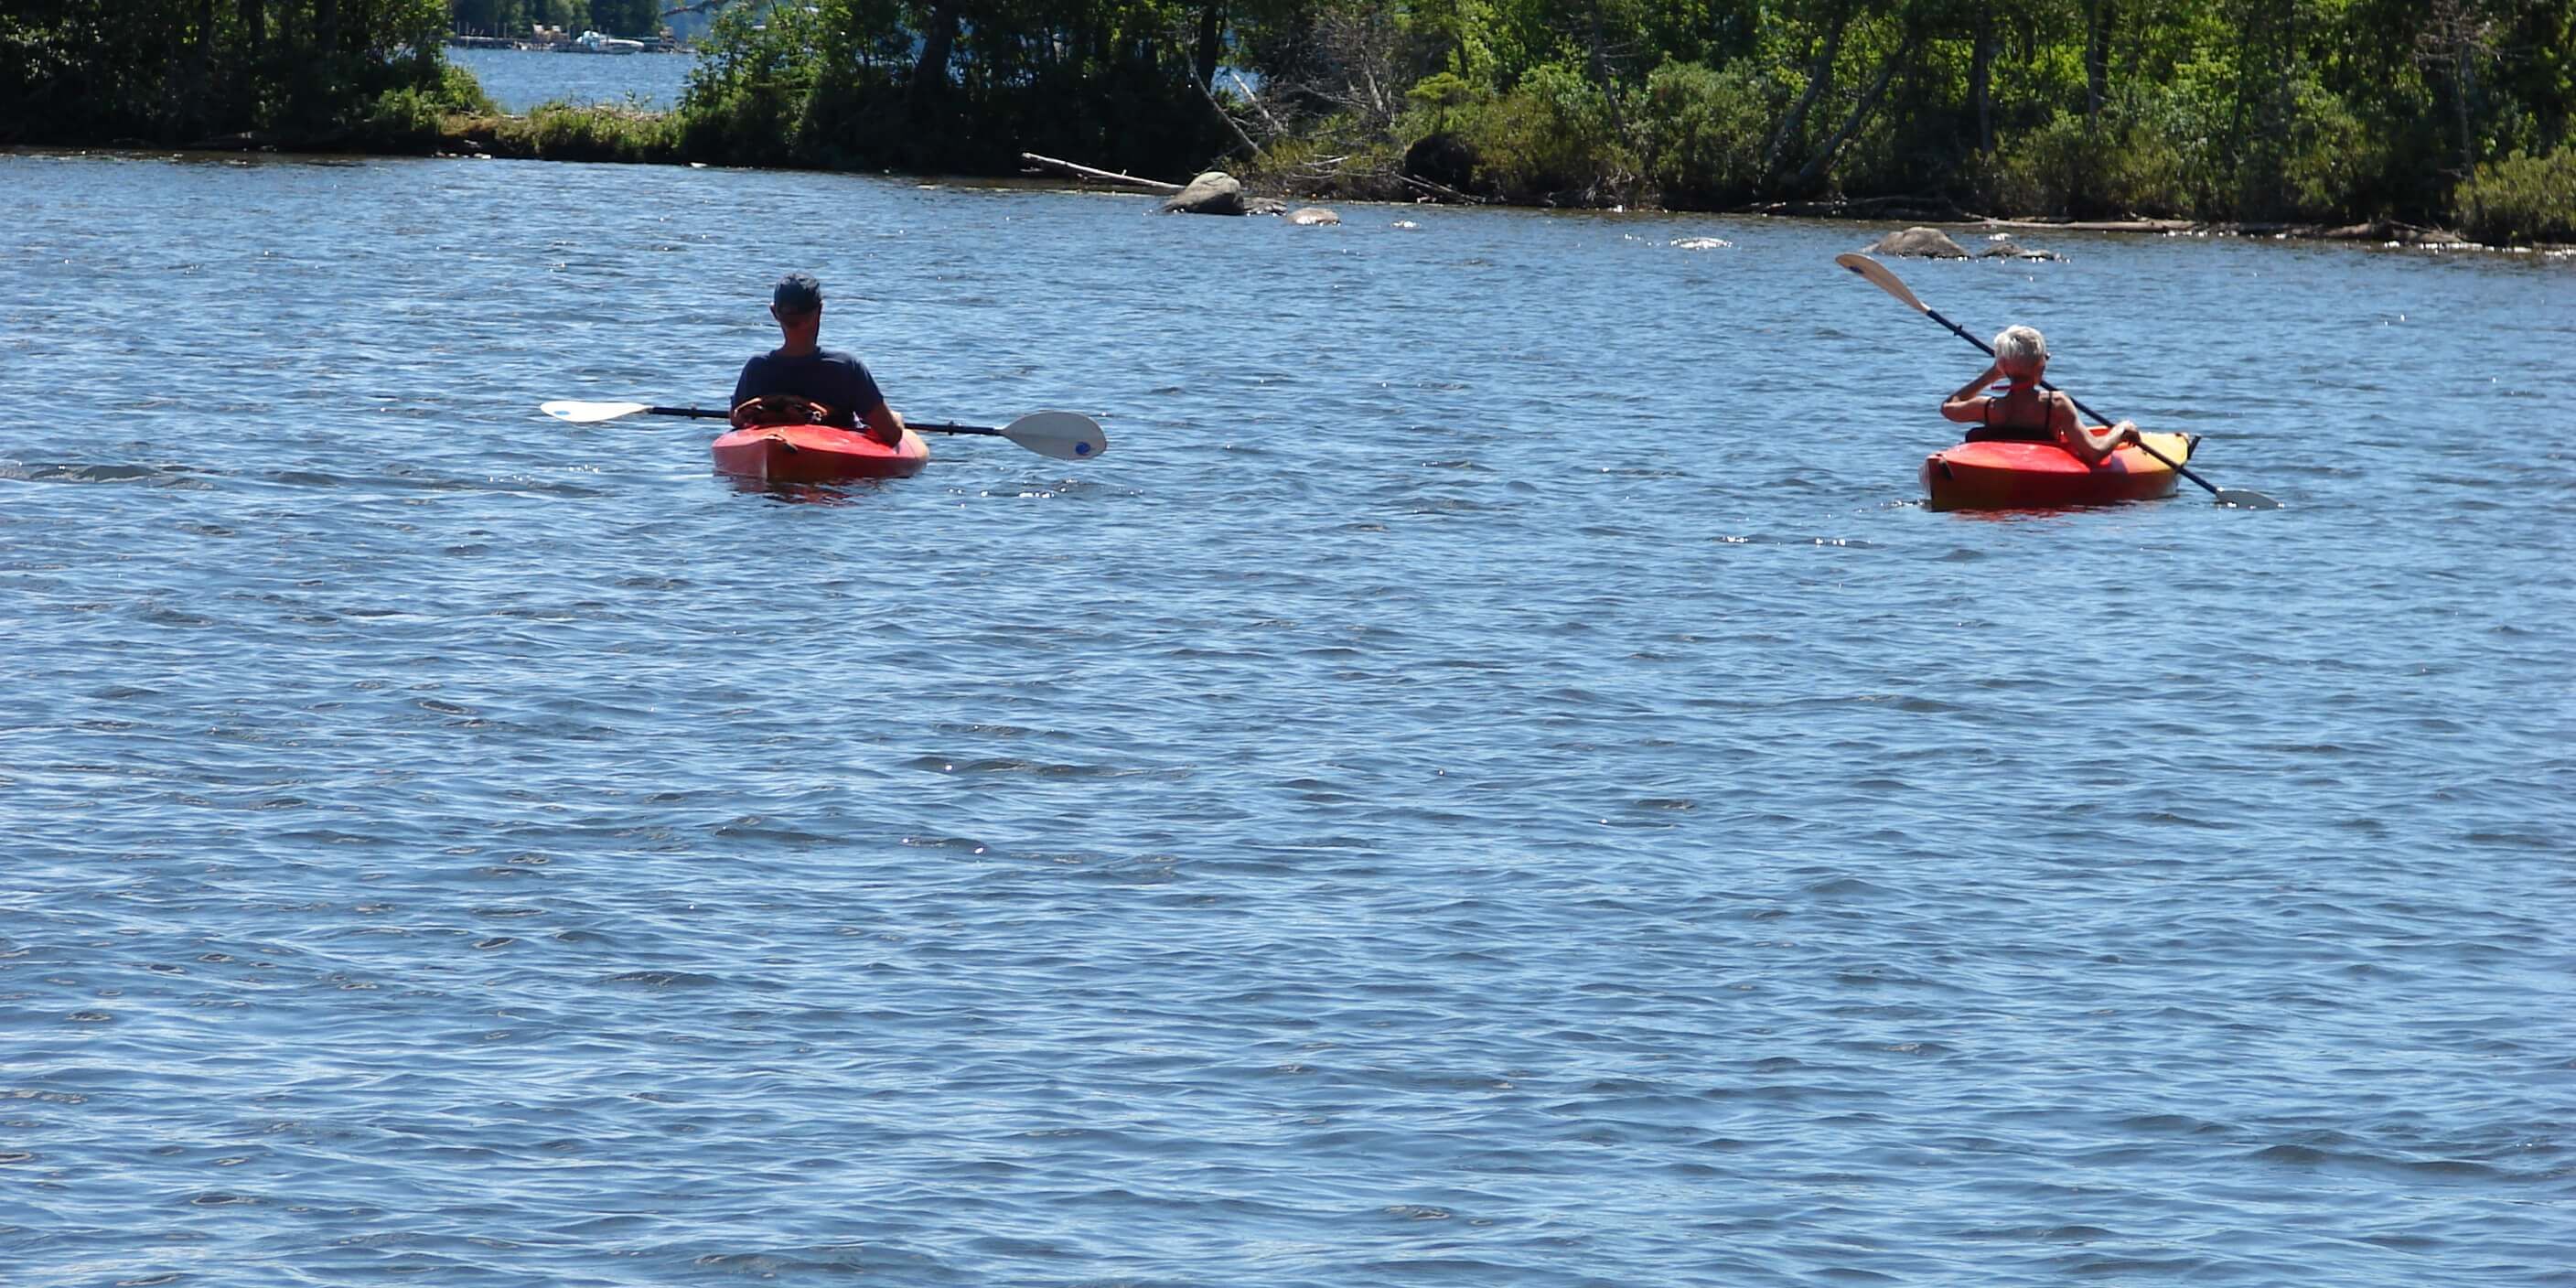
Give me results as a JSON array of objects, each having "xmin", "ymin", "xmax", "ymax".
[
  {"xmin": 1834, "ymin": 252, "xmax": 1930, "ymax": 314},
  {"xmin": 541, "ymin": 400, "xmax": 651, "ymax": 424},
  {"xmin": 1003, "ymin": 411, "xmax": 1109, "ymax": 461}
]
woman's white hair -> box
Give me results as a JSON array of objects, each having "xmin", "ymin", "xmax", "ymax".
[{"xmin": 1992, "ymin": 325, "xmax": 2048, "ymax": 375}]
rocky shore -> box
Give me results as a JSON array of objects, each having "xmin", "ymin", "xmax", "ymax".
[{"xmin": 119, "ymin": 123, "xmax": 2571, "ymax": 255}]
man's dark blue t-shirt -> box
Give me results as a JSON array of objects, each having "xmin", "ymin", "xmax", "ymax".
[{"xmin": 732, "ymin": 349, "xmax": 885, "ymax": 427}]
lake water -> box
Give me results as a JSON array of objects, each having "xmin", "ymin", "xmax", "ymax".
[
  {"xmin": 448, "ymin": 46, "xmax": 699, "ymax": 113},
  {"xmin": 3, "ymin": 148, "xmax": 2571, "ymax": 1287}
]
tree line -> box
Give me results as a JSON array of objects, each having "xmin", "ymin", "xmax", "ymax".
[
  {"xmin": 5, "ymin": 0, "xmax": 2569, "ymax": 241},
  {"xmin": 672, "ymin": 0, "xmax": 2575, "ymax": 239},
  {"xmin": 0, "ymin": 0, "xmax": 476, "ymax": 144}
]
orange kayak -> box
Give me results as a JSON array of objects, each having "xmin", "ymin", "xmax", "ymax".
[
  {"xmin": 1923, "ymin": 433, "xmax": 2198, "ymax": 510},
  {"xmin": 710, "ymin": 424, "xmax": 929, "ymax": 483}
]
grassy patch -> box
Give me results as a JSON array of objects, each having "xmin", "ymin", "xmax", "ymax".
[{"xmin": 415, "ymin": 104, "xmax": 682, "ymax": 165}]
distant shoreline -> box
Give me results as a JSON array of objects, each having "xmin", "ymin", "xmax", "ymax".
[
  {"xmin": 12, "ymin": 134, "xmax": 2564, "ymax": 258},
  {"xmin": 443, "ymin": 34, "xmax": 685, "ymax": 54}
]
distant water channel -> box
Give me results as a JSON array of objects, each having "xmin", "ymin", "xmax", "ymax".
[
  {"xmin": 3, "ymin": 149, "xmax": 2571, "ymax": 1286},
  {"xmin": 448, "ymin": 44, "xmax": 698, "ymax": 113}
]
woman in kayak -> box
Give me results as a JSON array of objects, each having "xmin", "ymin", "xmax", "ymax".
[
  {"xmin": 732, "ymin": 272, "xmax": 910, "ymax": 447},
  {"xmin": 1940, "ymin": 325, "xmax": 2138, "ymax": 465}
]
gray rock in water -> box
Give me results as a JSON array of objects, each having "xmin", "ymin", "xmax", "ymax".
[
  {"xmin": 1161, "ymin": 171, "xmax": 1247, "ymax": 216},
  {"xmin": 1870, "ymin": 226, "xmax": 1970, "ymax": 258},
  {"xmin": 1286, "ymin": 207, "xmax": 1341, "ymax": 226},
  {"xmin": 1244, "ymin": 197, "xmax": 1288, "ymax": 216},
  {"xmin": 1978, "ymin": 238, "xmax": 2061, "ymax": 261}
]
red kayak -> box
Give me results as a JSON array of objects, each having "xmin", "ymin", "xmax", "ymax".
[
  {"xmin": 710, "ymin": 424, "xmax": 929, "ymax": 484},
  {"xmin": 1923, "ymin": 432, "xmax": 2198, "ymax": 510}
]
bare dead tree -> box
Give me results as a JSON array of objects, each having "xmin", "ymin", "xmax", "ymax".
[{"xmin": 1790, "ymin": 26, "xmax": 1917, "ymax": 192}]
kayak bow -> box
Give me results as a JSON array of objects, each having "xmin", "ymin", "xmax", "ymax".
[{"xmin": 710, "ymin": 424, "xmax": 930, "ymax": 483}]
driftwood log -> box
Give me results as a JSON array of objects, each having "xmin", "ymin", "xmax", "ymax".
[
  {"xmin": 1970, "ymin": 217, "xmax": 2196, "ymax": 232},
  {"xmin": 1397, "ymin": 174, "xmax": 1484, "ymax": 205},
  {"xmin": 1019, "ymin": 152, "xmax": 1181, "ymax": 192}
]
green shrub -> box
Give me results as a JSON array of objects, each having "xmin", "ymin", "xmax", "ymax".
[
  {"xmin": 674, "ymin": 2, "xmax": 823, "ymax": 166},
  {"xmin": 1975, "ymin": 90, "xmax": 2195, "ymax": 219},
  {"xmin": 1637, "ymin": 59, "xmax": 1770, "ymax": 209},
  {"xmin": 435, "ymin": 60, "xmax": 498, "ymax": 116},
  {"xmin": 2455, "ymin": 144, "xmax": 2576, "ymax": 243},
  {"xmin": 360, "ymin": 86, "xmax": 450, "ymax": 149},
  {"xmin": 1453, "ymin": 60, "xmax": 1630, "ymax": 200},
  {"xmin": 2244, "ymin": 83, "xmax": 2383, "ymax": 221}
]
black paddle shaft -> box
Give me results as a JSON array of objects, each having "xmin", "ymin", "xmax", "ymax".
[{"xmin": 645, "ymin": 406, "xmax": 1006, "ymax": 437}]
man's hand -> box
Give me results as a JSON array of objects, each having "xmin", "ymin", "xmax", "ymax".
[{"xmin": 861, "ymin": 402, "xmax": 907, "ymax": 447}]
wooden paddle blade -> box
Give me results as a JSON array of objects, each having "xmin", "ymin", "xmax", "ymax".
[
  {"xmin": 1002, "ymin": 411, "xmax": 1109, "ymax": 461},
  {"xmin": 542, "ymin": 400, "xmax": 650, "ymax": 423},
  {"xmin": 1834, "ymin": 252, "xmax": 1931, "ymax": 314}
]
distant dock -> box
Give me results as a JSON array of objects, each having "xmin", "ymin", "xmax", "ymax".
[{"xmin": 446, "ymin": 32, "xmax": 683, "ymax": 54}]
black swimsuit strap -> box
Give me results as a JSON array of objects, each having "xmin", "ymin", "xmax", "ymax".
[
  {"xmin": 1966, "ymin": 384, "xmax": 2058, "ymax": 444},
  {"xmin": 2013, "ymin": 386, "xmax": 2049, "ymax": 435}
]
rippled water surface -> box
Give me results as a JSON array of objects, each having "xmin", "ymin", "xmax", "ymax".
[{"xmin": 4, "ymin": 150, "xmax": 2571, "ymax": 1287}]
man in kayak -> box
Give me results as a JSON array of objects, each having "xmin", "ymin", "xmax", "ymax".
[
  {"xmin": 1940, "ymin": 325, "xmax": 2139, "ymax": 466},
  {"xmin": 732, "ymin": 272, "xmax": 908, "ymax": 446}
]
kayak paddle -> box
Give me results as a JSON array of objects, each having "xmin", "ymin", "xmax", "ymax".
[
  {"xmin": 539, "ymin": 400, "xmax": 1108, "ymax": 461},
  {"xmin": 1833, "ymin": 252, "xmax": 2281, "ymax": 510}
]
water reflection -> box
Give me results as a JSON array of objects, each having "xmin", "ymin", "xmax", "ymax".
[{"xmin": 724, "ymin": 475, "xmax": 887, "ymax": 505}]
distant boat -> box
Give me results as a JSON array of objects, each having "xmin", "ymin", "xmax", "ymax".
[{"xmin": 573, "ymin": 29, "xmax": 645, "ymax": 54}]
